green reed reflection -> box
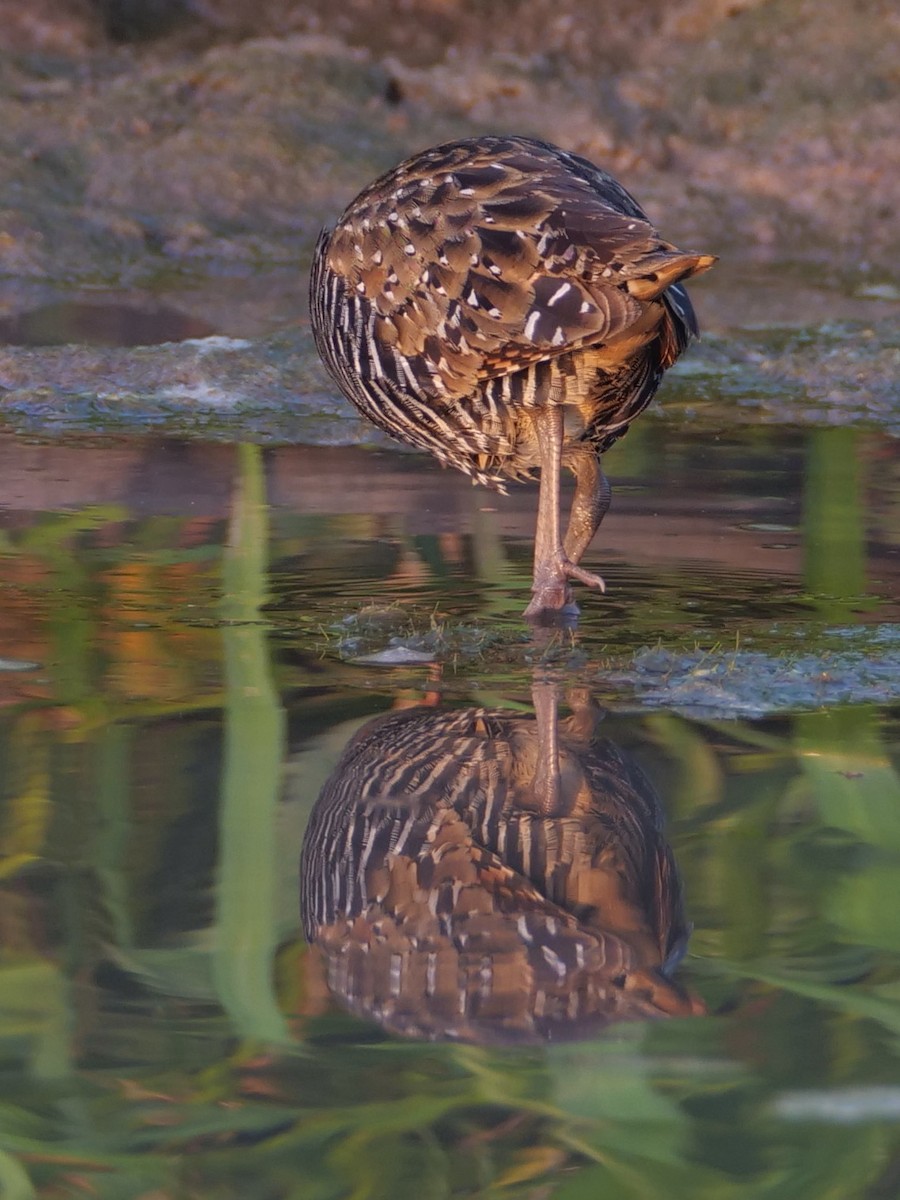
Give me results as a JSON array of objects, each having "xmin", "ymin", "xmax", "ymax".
[
  {"xmin": 803, "ymin": 427, "xmax": 866, "ymax": 610},
  {"xmin": 216, "ymin": 444, "xmax": 288, "ymax": 1042}
]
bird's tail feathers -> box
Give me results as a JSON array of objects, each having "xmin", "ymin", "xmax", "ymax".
[{"xmin": 625, "ymin": 251, "xmax": 717, "ymax": 302}]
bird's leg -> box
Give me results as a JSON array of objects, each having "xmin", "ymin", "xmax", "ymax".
[
  {"xmin": 523, "ymin": 405, "xmax": 607, "ymax": 619},
  {"xmin": 524, "ymin": 403, "xmax": 566, "ymax": 616},
  {"xmin": 530, "ymin": 677, "xmax": 562, "ymax": 816},
  {"xmin": 564, "ymin": 446, "xmax": 611, "ymax": 567}
]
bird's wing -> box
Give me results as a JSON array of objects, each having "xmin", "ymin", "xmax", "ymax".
[{"xmin": 325, "ymin": 137, "xmax": 713, "ymax": 403}]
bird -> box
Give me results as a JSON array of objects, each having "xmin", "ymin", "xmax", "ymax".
[
  {"xmin": 309, "ymin": 134, "xmax": 715, "ymax": 618},
  {"xmin": 300, "ymin": 681, "xmax": 703, "ymax": 1043}
]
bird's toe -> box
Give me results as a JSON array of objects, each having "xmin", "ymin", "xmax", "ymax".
[{"xmin": 524, "ymin": 555, "xmax": 605, "ymax": 620}]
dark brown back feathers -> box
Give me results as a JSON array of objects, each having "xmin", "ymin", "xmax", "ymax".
[{"xmin": 310, "ymin": 134, "xmax": 715, "ymax": 486}]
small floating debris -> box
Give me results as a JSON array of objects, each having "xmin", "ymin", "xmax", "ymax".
[
  {"xmin": 0, "ymin": 657, "xmax": 41, "ymax": 672},
  {"xmin": 352, "ymin": 645, "xmax": 436, "ymax": 666},
  {"xmin": 331, "ymin": 604, "xmax": 522, "ymax": 665}
]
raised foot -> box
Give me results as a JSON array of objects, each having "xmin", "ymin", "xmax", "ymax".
[{"xmin": 523, "ymin": 556, "xmax": 606, "ymax": 621}]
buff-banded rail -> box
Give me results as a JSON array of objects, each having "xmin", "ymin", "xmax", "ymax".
[{"xmin": 310, "ymin": 135, "xmax": 715, "ymax": 619}]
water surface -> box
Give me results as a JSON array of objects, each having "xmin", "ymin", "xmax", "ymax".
[{"xmin": 0, "ymin": 423, "xmax": 898, "ymax": 1198}]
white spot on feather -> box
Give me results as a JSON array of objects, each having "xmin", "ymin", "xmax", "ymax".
[{"xmin": 547, "ymin": 282, "xmax": 572, "ymax": 307}]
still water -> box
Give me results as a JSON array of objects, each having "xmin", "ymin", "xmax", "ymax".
[{"xmin": 1, "ymin": 422, "xmax": 899, "ymax": 1198}]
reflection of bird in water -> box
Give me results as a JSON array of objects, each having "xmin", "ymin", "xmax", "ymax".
[
  {"xmin": 300, "ymin": 682, "xmax": 703, "ymax": 1043},
  {"xmin": 310, "ymin": 134, "xmax": 715, "ymax": 618}
]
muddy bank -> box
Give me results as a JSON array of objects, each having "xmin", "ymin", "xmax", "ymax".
[{"xmin": 0, "ymin": 0, "xmax": 897, "ymax": 296}]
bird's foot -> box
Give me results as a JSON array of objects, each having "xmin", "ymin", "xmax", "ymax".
[{"xmin": 523, "ymin": 555, "xmax": 605, "ymax": 621}]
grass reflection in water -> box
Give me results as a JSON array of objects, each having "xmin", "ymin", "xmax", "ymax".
[{"xmin": 0, "ymin": 431, "xmax": 898, "ymax": 1198}]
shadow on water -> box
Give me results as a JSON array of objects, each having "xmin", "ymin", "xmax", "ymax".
[{"xmin": 0, "ymin": 430, "xmax": 899, "ymax": 1197}]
